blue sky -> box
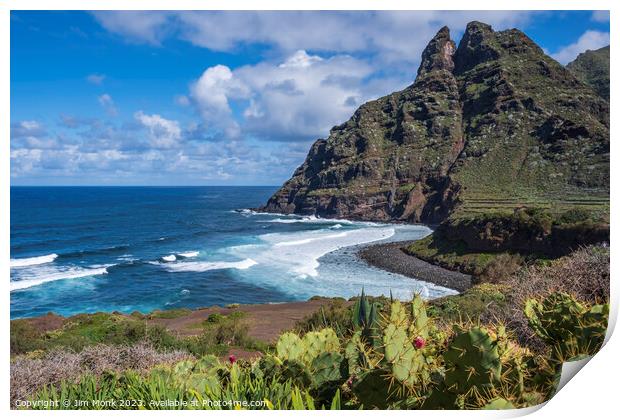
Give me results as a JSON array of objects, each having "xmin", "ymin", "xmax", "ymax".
[{"xmin": 11, "ymin": 10, "xmax": 610, "ymax": 186}]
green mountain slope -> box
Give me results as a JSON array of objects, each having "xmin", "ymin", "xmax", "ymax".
[
  {"xmin": 261, "ymin": 22, "xmax": 609, "ymax": 225},
  {"xmin": 566, "ymin": 45, "xmax": 610, "ymax": 101}
]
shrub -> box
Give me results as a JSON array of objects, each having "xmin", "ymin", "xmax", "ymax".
[
  {"xmin": 10, "ymin": 343, "xmax": 191, "ymax": 407},
  {"xmin": 478, "ymin": 253, "xmax": 524, "ymax": 283},
  {"xmin": 294, "ymin": 300, "xmax": 354, "ymax": 337}
]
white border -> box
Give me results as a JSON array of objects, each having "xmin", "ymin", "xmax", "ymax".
[{"xmin": 2, "ymin": 1, "xmax": 617, "ymax": 419}]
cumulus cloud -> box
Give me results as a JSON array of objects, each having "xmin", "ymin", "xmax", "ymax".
[
  {"xmin": 91, "ymin": 11, "xmax": 171, "ymax": 45},
  {"xmin": 92, "ymin": 11, "xmax": 534, "ymax": 67},
  {"xmin": 185, "ymin": 50, "xmax": 382, "ymax": 141},
  {"xmin": 188, "ymin": 65, "xmax": 249, "ymax": 138},
  {"xmin": 551, "ymin": 30, "xmax": 610, "ymax": 64},
  {"xmin": 134, "ymin": 111, "xmax": 182, "ymax": 149},
  {"xmin": 86, "ymin": 73, "xmax": 106, "ymax": 85},
  {"xmin": 98, "ymin": 93, "xmax": 118, "ymax": 116},
  {"xmin": 11, "ymin": 120, "xmax": 46, "ymax": 139}
]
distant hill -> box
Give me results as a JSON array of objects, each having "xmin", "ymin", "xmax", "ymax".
[
  {"xmin": 261, "ymin": 22, "xmax": 609, "ymax": 224},
  {"xmin": 567, "ymin": 45, "xmax": 610, "ymax": 101}
]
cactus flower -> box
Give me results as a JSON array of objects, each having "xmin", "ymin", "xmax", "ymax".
[
  {"xmin": 228, "ymin": 354, "xmax": 237, "ymax": 364},
  {"xmin": 414, "ymin": 336, "xmax": 426, "ymax": 349}
]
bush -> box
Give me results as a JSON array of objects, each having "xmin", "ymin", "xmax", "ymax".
[
  {"xmin": 10, "ymin": 343, "xmax": 191, "ymax": 407},
  {"xmin": 294, "ymin": 300, "xmax": 354, "ymax": 337},
  {"xmin": 478, "ymin": 253, "xmax": 524, "ymax": 283}
]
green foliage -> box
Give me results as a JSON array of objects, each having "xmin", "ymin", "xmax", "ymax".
[
  {"xmin": 444, "ymin": 327, "xmax": 501, "ymax": 393},
  {"xmin": 21, "ymin": 290, "xmax": 609, "ymax": 410},
  {"xmin": 406, "ymin": 234, "xmax": 512, "ymax": 277},
  {"xmin": 11, "ymin": 310, "xmax": 263, "ymax": 359},
  {"xmin": 524, "ymin": 292, "xmax": 608, "ymax": 361},
  {"xmin": 148, "ymin": 308, "xmax": 192, "ymax": 319},
  {"xmin": 294, "ymin": 299, "xmax": 353, "ymax": 337},
  {"xmin": 428, "ymin": 284, "xmax": 508, "ymax": 323}
]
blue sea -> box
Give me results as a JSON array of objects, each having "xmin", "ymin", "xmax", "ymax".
[{"xmin": 10, "ymin": 187, "xmax": 456, "ymax": 319}]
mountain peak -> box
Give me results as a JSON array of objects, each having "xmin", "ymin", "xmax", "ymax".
[
  {"xmin": 260, "ymin": 21, "xmax": 609, "ymax": 224},
  {"xmin": 417, "ymin": 26, "xmax": 456, "ymax": 76}
]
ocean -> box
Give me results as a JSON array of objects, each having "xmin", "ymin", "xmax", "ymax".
[{"xmin": 10, "ymin": 186, "xmax": 456, "ymax": 319}]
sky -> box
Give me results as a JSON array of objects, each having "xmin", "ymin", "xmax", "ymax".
[{"xmin": 10, "ymin": 10, "xmax": 610, "ymax": 186}]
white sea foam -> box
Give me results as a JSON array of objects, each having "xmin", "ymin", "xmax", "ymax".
[
  {"xmin": 178, "ymin": 251, "xmax": 199, "ymax": 258},
  {"xmin": 163, "ymin": 258, "xmax": 257, "ymax": 273},
  {"xmin": 225, "ymin": 223, "xmax": 456, "ymax": 300},
  {"xmin": 232, "ymin": 226, "xmax": 396, "ymax": 278},
  {"xmin": 10, "ymin": 266, "xmax": 109, "ymax": 291},
  {"xmin": 162, "ymin": 254, "xmax": 177, "ymax": 262},
  {"xmin": 10, "ymin": 253, "xmax": 58, "ymax": 268}
]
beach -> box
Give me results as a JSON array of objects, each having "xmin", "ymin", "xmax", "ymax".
[{"xmin": 357, "ymin": 240, "xmax": 472, "ymax": 292}]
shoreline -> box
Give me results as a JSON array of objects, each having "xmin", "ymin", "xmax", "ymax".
[{"xmin": 357, "ymin": 240, "xmax": 472, "ymax": 293}]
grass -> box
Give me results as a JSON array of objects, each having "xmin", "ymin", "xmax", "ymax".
[
  {"xmin": 147, "ymin": 308, "xmax": 192, "ymax": 319},
  {"xmin": 405, "ymin": 234, "xmax": 512, "ymax": 277},
  {"xmin": 11, "ymin": 310, "xmax": 266, "ymax": 359},
  {"xmin": 427, "ymin": 283, "xmax": 509, "ymax": 324}
]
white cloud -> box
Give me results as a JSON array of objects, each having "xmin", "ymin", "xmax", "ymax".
[
  {"xmin": 93, "ymin": 11, "xmax": 534, "ymax": 67},
  {"xmin": 185, "ymin": 50, "xmax": 380, "ymax": 141},
  {"xmin": 11, "ymin": 120, "xmax": 47, "ymax": 139},
  {"xmin": 92, "ymin": 11, "xmax": 171, "ymax": 45},
  {"xmin": 279, "ymin": 50, "xmax": 323, "ymax": 68},
  {"xmin": 188, "ymin": 64, "xmax": 250, "ymax": 138},
  {"xmin": 134, "ymin": 111, "xmax": 182, "ymax": 149},
  {"xmin": 86, "ymin": 73, "xmax": 106, "ymax": 85},
  {"xmin": 551, "ymin": 30, "xmax": 610, "ymax": 64},
  {"xmin": 98, "ymin": 93, "xmax": 118, "ymax": 116}
]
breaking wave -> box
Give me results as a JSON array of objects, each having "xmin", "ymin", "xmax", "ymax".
[{"xmin": 10, "ymin": 253, "xmax": 58, "ymax": 268}]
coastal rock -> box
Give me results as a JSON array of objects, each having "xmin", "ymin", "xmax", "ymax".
[{"xmin": 260, "ymin": 21, "xmax": 609, "ymax": 224}]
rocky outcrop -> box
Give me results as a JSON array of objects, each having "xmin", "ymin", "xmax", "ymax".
[
  {"xmin": 260, "ymin": 22, "xmax": 610, "ymax": 224},
  {"xmin": 567, "ymin": 45, "xmax": 610, "ymax": 101}
]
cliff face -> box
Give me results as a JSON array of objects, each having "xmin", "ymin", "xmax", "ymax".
[
  {"xmin": 567, "ymin": 45, "xmax": 610, "ymax": 101},
  {"xmin": 260, "ymin": 22, "xmax": 610, "ymax": 224}
]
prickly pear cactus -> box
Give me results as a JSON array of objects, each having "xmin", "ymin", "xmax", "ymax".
[
  {"xmin": 482, "ymin": 398, "xmax": 515, "ymax": 410},
  {"xmin": 276, "ymin": 332, "xmax": 304, "ymax": 361},
  {"xmin": 382, "ymin": 303, "xmax": 427, "ymax": 387},
  {"xmin": 524, "ymin": 292, "xmax": 609, "ymax": 360},
  {"xmin": 389, "ymin": 301, "xmax": 409, "ymax": 326},
  {"xmin": 276, "ymin": 328, "xmax": 340, "ymax": 367},
  {"xmin": 280, "ymin": 359, "xmax": 312, "ymax": 388},
  {"xmin": 310, "ymin": 351, "xmax": 346, "ymax": 388},
  {"xmin": 301, "ymin": 328, "xmax": 340, "ymax": 365},
  {"xmin": 410, "ymin": 294, "xmax": 430, "ymax": 339},
  {"xmin": 352, "ymin": 369, "xmax": 393, "ymax": 409},
  {"xmin": 444, "ymin": 327, "xmax": 502, "ymax": 393},
  {"xmin": 345, "ymin": 331, "xmax": 365, "ymax": 375}
]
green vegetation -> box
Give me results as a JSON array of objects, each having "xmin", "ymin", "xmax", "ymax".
[
  {"xmin": 11, "ymin": 310, "xmax": 265, "ymax": 359},
  {"xmin": 22, "ymin": 291, "xmax": 608, "ymax": 410},
  {"xmin": 147, "ymin": 308, "xmax": 193, "ymax": 319},
  {"xmin": 405, "ymin": 206, "xmax": 608, "ymax": 280},
  {"xmin": 261, "ymin": 23, "xmax": 609, "ymax": 229},
  {"xmin": 566, "ymin": 45, "xmax": 610, "ymax": 101},
  {"xmin": 405, "ymin": 233, "xmax": 519, "ymax": 278},
  {"xmin": 427, "ymin": 284, "xmax": 509, "ymax": 323}
]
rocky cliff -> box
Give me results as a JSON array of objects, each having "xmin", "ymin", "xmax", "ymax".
[
  {"xmin": 567, "ymin": 45, "xmax": 610, "ymax": 101},
  {"xmin": 260, "ymin": 22, "xmax": 610, "ymax": 224}
]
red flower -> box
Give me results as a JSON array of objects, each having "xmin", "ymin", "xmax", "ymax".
[
  {"xmin": 413, "ymin": 336, "xmax": 426, "ymax": 349},
  {"xmin": 228, "ymin": 354, "xmax": 237, "ymax": 364}
]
